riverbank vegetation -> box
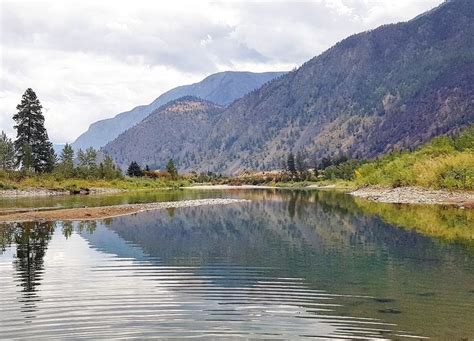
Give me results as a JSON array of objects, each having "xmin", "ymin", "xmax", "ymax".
[{"xmin": 354, "ymin": 126, "xmax": 474, "ymax": 190}]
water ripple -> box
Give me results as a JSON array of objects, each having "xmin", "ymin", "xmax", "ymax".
[{"xmin": 0, "ymin": 239, "xmax": 416, "ymax": 340}]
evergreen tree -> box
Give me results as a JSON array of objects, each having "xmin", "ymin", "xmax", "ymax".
[
  {"xmin": 0, "ymin": 131, "xmax": 16, "ymax": 170},
  {"xmin": 43, "ymin": 145, "xmax": 56, "ymax": 173},
  {"xmin": 295, "ymin": 151, "xmax": 307, "ymax": 173},
  {"xmin": 77, "ymin": 147, "xmax": 97, "ymax": 177},
  {"xmin": 287, "ymin": 153, "xmax": 296, "ymax": 174},
  {"xmin": 166, "ymin": 159, "xmax": 178, "ymax": 180},
  {"xmin": 77, "ymin": 149, "xmax": 86, "ymax": 166},
  {"xmin": 320, "ymin": 156, "xmax": 332, "ymax": 169},
  {"xmin": 20, "ymin": 143, "xmax": 34, "ymax": 172},
  {"xmin": 101, "ymin": 155, "xmax": 120, "ymax": 179},
  {"xmin": 13, "ymin": 88, "xmax": 55, "ymax": 172},
  {"xmin": 127, "ymin": 161, "xmax": 143, "ymax": 177},
  {"xmin": 85, "ymin": 147, "xmax": 97, "ymax": 170},
  {"xmin": 58, "ymin": 143, "xmax": 74, "ymax": 177}
]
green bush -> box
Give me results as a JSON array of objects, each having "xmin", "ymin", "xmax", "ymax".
[{"xmin": 324, "ymin": 160, "xmax": 363, "ymax": 181}]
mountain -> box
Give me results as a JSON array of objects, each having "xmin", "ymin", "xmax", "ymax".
[
  {"xmin": 71, "ymin": 71, "xmax": 285, "ymax": 150},
  {"xmin": 102, "ymin": 97, "xmax": 223, "ymax": 169},
  {"xmin": 105, "ymin": 0, "xmax": 474, "ymax": 174},
  {"xmin": 52, "ymin": 143, "xmax": 65, "ymax": 155}
]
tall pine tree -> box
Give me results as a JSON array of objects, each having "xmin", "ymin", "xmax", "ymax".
[
  {"xmin": 13, "ymin": 88, "xmax": 55, "ymax": 172},
  {"xmin": 287, "ymin": 152, "xmax": 296, "ymax": 175}
]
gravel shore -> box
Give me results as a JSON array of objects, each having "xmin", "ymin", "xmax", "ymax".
[
  {"xmin": 351, "ymin": 186, "xmax": 474, "ymax": 207},
  {"xmin": 0, "ymin": 198, "xmax": 250, "ymax": 222}
]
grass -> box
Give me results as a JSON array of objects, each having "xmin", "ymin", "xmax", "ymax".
[
  {"xmin": 354, "ymin": 126, "xmax": 474, "ymax": 190},
  {"xmin": 0, "ymin": 171, "xmax": 190, "ymax": 192}
]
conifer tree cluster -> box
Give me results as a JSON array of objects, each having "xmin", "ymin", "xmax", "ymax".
[
  {"xmin": 0, "ymin": 88, "xmax": 122, "ymax": 180},
  {"xmin": 57, "ymin": 145, "xmax": 121, "ymax": 179},
  {"xmin": 127, "ymin": 161, "xmax": 144, "ymax": 177},
  {"xmin": 284, "ymin": 151, "xmax": 312, "ymax": 181},
  {"xmin": 126, "ymin": 159, "xmax": 179, "ymax": 179}
]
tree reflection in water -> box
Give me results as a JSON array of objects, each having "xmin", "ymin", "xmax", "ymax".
[
  {"xmin": 0, "ymin": 222, "xmax": 54, "ymax": 317},
  {"xmin": 0, "ymin": 220, "xmax": 98, "ymax": 318}
]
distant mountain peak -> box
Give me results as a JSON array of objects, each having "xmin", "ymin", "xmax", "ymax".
[{"xmin": 71, "ymin": 71, "xmax": 286, "ymax": 150}]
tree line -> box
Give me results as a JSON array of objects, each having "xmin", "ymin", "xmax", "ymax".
[
  {"xmin": 0, "ymin": 88, "xmax": 121, "ymax": 179},
  {"xmin": 284, "ymin": 151, "xmax": 363, "ymax": 181},
  {"xmin": 126, "ymin": 159, "xmax": 178, "ymax": 180}
]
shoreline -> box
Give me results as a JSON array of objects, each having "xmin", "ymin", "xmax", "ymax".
[
  {"xmin": 351, "ymin": 186, "xmax": 474, "ymax": 207},
  {"xmin": 1, "ymin": 184, "xmax": 473, "ymax": 208},
  {"xmin": 0, "ymin": 187, "xmax": 126, "ymax": 198},
  {"xmin": 0, "ymin": 198, "xmax": 249, "ymax": 223}
]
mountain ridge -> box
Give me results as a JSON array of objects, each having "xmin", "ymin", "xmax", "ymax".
[
  {"xmin": 72, "ymin": 71, "xmax": 286, "ymax": 150},
  {"xmin": 104, "ymin": 0, "xmax": 474, "ymax": 173},
  {"xmin": 102, "ymin": 97, "xmax": 224, "ymax": 169}
]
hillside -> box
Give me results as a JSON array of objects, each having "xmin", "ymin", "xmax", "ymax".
[
  {"xmin": 194, "ymin": 0, "xmax": 474, "ymax": 173},
  {"xmin": 72, "ymin": 71, "xmax": 285, "ymax": 150},
  {"xmin": 105, "ymin": 0, "xmax": 474, "ymax": 174},
  {"xmin": 102, "ymin": 97, "xmax": 223, "ymax": 169}
]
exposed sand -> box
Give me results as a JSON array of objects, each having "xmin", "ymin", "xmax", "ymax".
[
  {"xmin": 351, "ymin": 186, "xmax": 474, "ymax": 207},
  {"xmin": 0, "ymin": 198, "xmax": 250, "ymax": 223}
]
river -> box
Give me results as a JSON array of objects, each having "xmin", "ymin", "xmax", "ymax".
[{"xmin": 0, "ymin": 189, "xmax": 473, "ymax": 339}]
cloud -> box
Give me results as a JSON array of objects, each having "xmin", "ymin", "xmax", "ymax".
[{"xmin": 0, "ymin": 0, "xmax": 442, "ymax": 143}]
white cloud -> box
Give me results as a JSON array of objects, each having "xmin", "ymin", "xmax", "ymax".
[{"xmin": 0, "ymin": 0, "xmax": 442, "ymax": 143}]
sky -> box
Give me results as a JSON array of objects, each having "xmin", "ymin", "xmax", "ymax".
[{"xmin": 1, "ymin": 0, "xmax": 443, "ymax": 144}]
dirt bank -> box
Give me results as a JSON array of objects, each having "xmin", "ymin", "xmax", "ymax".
[
  {"xmin": 351, "ymin": 186, "xmax": 474, "ymax": 207},
  {"xmin": 0, "ymin": 198, "xmax": 249, "ymax": 223}
]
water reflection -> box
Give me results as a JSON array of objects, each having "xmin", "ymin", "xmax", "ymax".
[
  {"xmin": 0, "ymin": 222, "xmax": 54, "ymax": 319},
  {"xmin": 0, "ymin": 190, "xmax": 473, "ymax": 339}
]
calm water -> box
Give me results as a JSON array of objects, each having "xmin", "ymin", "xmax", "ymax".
[{"xmin": 1, "ymin": 190, "xmax": 473, "ymax": 339}]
